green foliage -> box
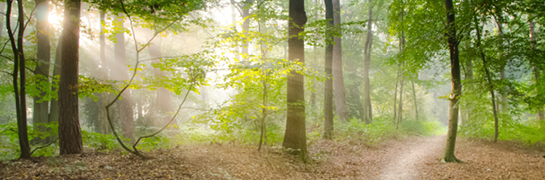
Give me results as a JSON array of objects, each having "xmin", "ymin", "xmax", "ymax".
[{"xmin": 399, "ymin": 119, "xmax": 446, "ymax": 136}]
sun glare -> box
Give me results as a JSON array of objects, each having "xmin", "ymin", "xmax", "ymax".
[{"xmin": 48, "ymin": 9, "xmax": 63, "ymax": 29}]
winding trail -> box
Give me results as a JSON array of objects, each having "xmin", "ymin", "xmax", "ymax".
[{"xmin": 378, "ymin": 135, "xmax": 446, "ymax": 180}]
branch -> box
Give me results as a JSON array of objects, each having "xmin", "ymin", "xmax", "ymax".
[
  {"xmin": 132, "ymin": 84, "xmax": 194, "ymax": 151},
  {"xmin": 102, "ymin": 0, "xmax": 193, "ymax": 159},
  {"xmin": 30, "ymin": 138, "xmax": 58, "ymax": 156}
]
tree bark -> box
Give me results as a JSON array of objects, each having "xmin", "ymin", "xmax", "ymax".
[
  {"xmin": 33, "ymin": 0, "xmax": 51, "ymax": 143},
  {"xmin": 529, "ymin": 20, "xmax": 543, "ymax": 122},
  {"xmin": 443, "ymin": 0, "xmax": 462, "ymax": 162},
  {"xmin": 58, "ymin": 0, "xmax": 83, "ymax": 155},
  {"xmin": 283, "ymin": 0, "xmax": 308, "ymax": 161},
  {"xmin": 323, "ymin": 0, "xmax": 334, "ymax": 140},
  {"xmin": 361, "ymin": 0, "xmax": 373, "ymax": 124},
  {"xmin": 332, "ymin": 0, "xmax": 349, "ymax": 122},
  {"xmin": 113, "ymin": 16, "xmax": 134, "ymax": 141}
]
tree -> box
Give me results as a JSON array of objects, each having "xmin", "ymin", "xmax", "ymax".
[
  {"xmin": 473, "ymin": 15, "xmax": 500, "ymax": 143},
  {"xmin": 32, "ymin": 0, "xmax": 51, "ymax": 143},
  {"xmin": 443, "ymin": 0, "xmax": 462, "ymax": 163},
  {"xmin": 323, "ymin": 0, "xmax": 334, "ymax": 140},
  {"xmin": 332, "ymin": 0, "xmax": 349, "ymax": 122},
  {"xmin": 283, "ymin": 0, "xmax": 308, "ymax": 161},
  {"xmin": 529, "ymin": 20, "xmax": 543, "ymax": 122},
  {"xmin": 5, "ymin": 0, "xmax": 31, "ymax": 159},
  {"xmin": 58, "ymin": 0, "xmax": 83, "ymax": 154},
  {"xmin": 361, "ymin": 0, "xmax": 373, "ymax": 124}
]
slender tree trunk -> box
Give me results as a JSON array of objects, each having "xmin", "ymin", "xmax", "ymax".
[
  {"xmin": 496, "ymin": 21, "xmax": 508, "ymax": 114},
  {"xmin": 443, "ymin": 0, "xmax": 462, "ymax": 162},
  {"xmin": 58, "ymin": 0, "xmax": 83, "ymax": 155},
  {"xmin": 397, "ymin": 5, "xmax": 405, "ymax": 125},
  {"xmin": 529, "ymin": 20, "xmax": 543, "ymax": 122},
  {"xmin": 463, "ymin": 44, "xmax": 473, "ymax": 123},
  {"xmin": 398, "ymin": 62, "xmax": 404, "ymax": 124},
  {"xmin": 412, "ymin": 80, "xmax": 418, "ymax": 120},
  {"xmin": 0, "ymin": 2, "xmax": 4, "ymax": 37},
  {"xmin": 323, "ymin": 0, "xmax": 334, "ymax": 140},
  {"xmin": 258, "ymin": 79, "xmax": 267, "ymax": 151},
  {"xmin": 362, "ymin": 0, "xmax": 373, "ymax": 124},
  {"xmin": 393, "ymin": 66, "xmax": 399, "ymax": 126},
  {"xmin": 332, "ymin": 0, "xmax": 349, "ymax": 122},
  {"xmin": 49, "ymin": 38, "xmax": 61, "ymax": 125},
  {"xmin": 240, "ymin": 0, "xmax": 254, "ymax": 61},
  {"xmin": 33, "ymin": 0, "xmax": 51, "ymax": 143},
  {"xmin": 474, "ymin": 16, "xmax": 500, "ymax": 143},
  {"xmin": 6, "ymin": 0, "xmax": 31, "ymax": 159},
  {"xmin": 96, "ymin": 10, "xmax": 110, "ymax": 134},
  {"xmin": 283, "ymin": 0, "xmax": 308, "ymax": 161}
]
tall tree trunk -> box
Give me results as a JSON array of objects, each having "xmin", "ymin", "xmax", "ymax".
[
  {"xmin": 529, "ymin": 20, "xmax": 543, "ymax": 122},
  {"xmin": 58, "ymin": 0, "xmax": 83, "ymax": 155},
  {"xmin": 474, "ymin": 16, "xmax": 500, "ymax": 143},
  {"xmin": 323, "ymin": 0, "xmax": 334, "ymax": 140},
  {"xmin": 0, "ymin": 2, "xmax": 4, "ymax": 37},
  {"xmin": 240, "ymin": 0, "xmax": 254, "ymax": 61},
  {"xmin": 412, "ymin": 80, "xmax": 418, "ymax": 120},
  {"xmin": 283, "ymin": 0, "xmax": 308, "ymax": 161},
  {"xmin": 33, "ymin": 0, "xmax": 51, "ymax": 143},
  {"xmin": 49, "ymin": 38, "xmax": 61, "ymax": 125},
  {"xmin": 96, "ymin": 10, "xmax": 110, "ymax": 134},
  {"xmin": 397, "ymin": 5, "xmax": 405, "ymax": 125},
  {"xmin": 332, "ymin": 0, "xmax": 349, "ymax": 122},
  {"xmin": 113, "ymin": 16, "xmax": 134, "ymax": 141},
  {"xmin": 443, "ymin": 0, "xmax": 462, "ymax": 162},
  {"xmin": 393, "ymin": 66, "xmax": 399, "ymax": 125},
  {"xmin": 149, "ymin": 34, "xmax": 176, "ymax": 129},
  {"xmin": 362, "ymin": 0, "xmax": 373, "ymax": 124},
  {"xmin": 398, "ymin": 62, "xmax": 404, "ymax": 124},
  {"xmin": 496, "ymin": 20, "xmax": 508, "ymax": 114},
  {"xmin": 6, "ymin": 0, "xmax": 31, "ymax": 159},
  {"xmin": 463, "ymin": 43, "xmax": 473, "ymax": 123}
]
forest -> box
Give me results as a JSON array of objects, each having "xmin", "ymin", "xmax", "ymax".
[{"xmin": 0, "ymin": 0, "xmax": 544, "ymax": 179}]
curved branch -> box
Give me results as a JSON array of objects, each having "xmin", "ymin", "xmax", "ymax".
[
  {"xmin": 101, "ymin": 0, "xmax": 193, "ymax": 159},
  {"xmin": 30, "ymin": 138, "xmax": 57, "ymax": 156}
]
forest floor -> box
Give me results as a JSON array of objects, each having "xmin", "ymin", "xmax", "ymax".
[{"xmin": 1, "ymin": 135, "xmax": 545, "ymax": 180}]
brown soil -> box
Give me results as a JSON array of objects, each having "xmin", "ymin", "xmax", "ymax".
[{"xmin": 1, "ymin": 136, "xmax": 544, "ymax": 179}]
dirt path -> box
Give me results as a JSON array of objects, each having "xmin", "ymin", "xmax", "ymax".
[{"xmin": 378, "ymin": 135, "xmax": 446, "ymax": 180}]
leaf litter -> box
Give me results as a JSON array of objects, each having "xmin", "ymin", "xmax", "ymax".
[{"xmin": 1, "ymin": 136, "xmax": 543, "ymax": 179}]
